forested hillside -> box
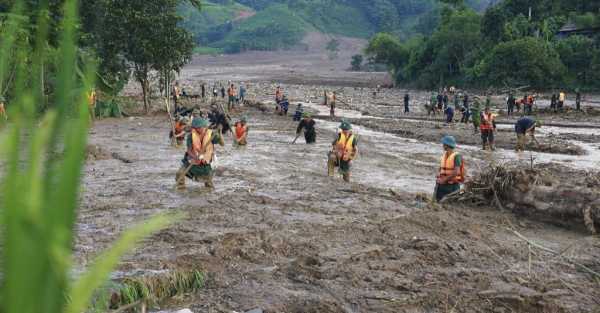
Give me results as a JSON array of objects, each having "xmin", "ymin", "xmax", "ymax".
[
  {"xmin": 180, "ymin": 0, "xmax": 493, "ymax": 54},
  {"xmin": 365, "ymin": 0, "xmax": 600, "ymax": 90}
]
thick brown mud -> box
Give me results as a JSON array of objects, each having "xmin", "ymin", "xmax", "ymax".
[{"xmin": 75, "ymin": 101, "xmax": 600, "ymax": 312}]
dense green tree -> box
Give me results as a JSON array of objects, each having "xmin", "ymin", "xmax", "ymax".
[
  {"xmin": 99, "ymin": 0, "xmax": 196, "ymax": 112},
  {"xmin": 365, "ymin": 33, "xmax": 408, "ymax": 82},
  {"xmin": 555, "ymin": 35, "xmax": 597, "ymax": 85},
  {"xmin": 474, "ymin": 37, "xmax": 566, "ymax": 88},
  {"xmin": 350, "ymin": 54, "xmax": 363, "ymax": 71}
]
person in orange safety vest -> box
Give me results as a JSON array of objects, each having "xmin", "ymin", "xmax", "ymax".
[
  {"xmin": 435, "ymin": 135, "xmax": 466, "ymax": 202},
  {"xmin": 233, "ymin": 116, "xmax": 249, "ymax": 146},
  {"xmin": 480, "ymin": 106, "xmax": 496, "ymax": 151},
  {"xmin": 328, "ymin": 120, "xmax": 358, "ymax": 182}
]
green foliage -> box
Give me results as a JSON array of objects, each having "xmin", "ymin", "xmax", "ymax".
[
  {"xmin": 98, "ymin": 0, "xmax": 196, "ymax": 111},
  {"xmin": 179, "ymin": 0, "xmax": 497, "ymax": 53},
  {"xmin": 350, "ymin": 54, "xmax": 363, "ymax": 70},
  {"xmin": 474, "ymin": 37, "xmax": 566, "ymax": 88},
  {"xmin": 368, "ymin": 0, "xmax": 600, "ymax": 90},
  {"xmin": 0, "ymin": 2, "xmax": 177, "ymax": 313},
  {"xmin": 214, "ymin": 4, "xmax": 308, "ymax": 53},
  {"xmin": 555, "ymin": 35, "xmax": 598, "ymax": 86}
]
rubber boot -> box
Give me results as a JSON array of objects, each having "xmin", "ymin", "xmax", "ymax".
[
  {"xmin": 482, "ymin": 143, "xmax": 487, "ymax": 151},
  {"xmin": 343, "ymin": 172, "xmax": 350, "ymax": 182},
  {"xmin": 175, "ymin": 168, "xmax": 187, "ymax": 190},
  {"xmin": 490, "ymin": 142, "xmax": 496, "ymax": 151}
]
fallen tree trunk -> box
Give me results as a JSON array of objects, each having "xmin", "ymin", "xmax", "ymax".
[{"xmin": 455, "ymin": 164, "xmax": 600, "ymax": 234}]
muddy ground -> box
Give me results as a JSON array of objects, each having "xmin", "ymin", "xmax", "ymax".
[{"xmin": 76, "ymin": 48, "xmax": 600, "ymax": 313}]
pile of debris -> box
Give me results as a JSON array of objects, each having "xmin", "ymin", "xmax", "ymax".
[{"xmin": 451, "ymin": 163, "xmax": 600, "ymax": 234}]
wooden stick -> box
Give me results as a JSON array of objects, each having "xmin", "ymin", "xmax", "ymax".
[{"xmin": 510, "ymin": 229, "xmax": 600, "ymax": 279}]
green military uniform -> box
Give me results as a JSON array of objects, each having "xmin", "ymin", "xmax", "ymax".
[
  {"xmin": 328, "ymin": 121, "xmax": 358, "ymax": 182},
  {"xmin": 176, "ymin": 118, "xmax": 223, "ymax": 189}
]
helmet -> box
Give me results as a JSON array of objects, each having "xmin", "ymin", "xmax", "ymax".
[
  {"xmin": 340, "ymin": 121, "xmax": 352, "ymax": 130},
  {"xmin": 535, "ymin": 120, "xmax": 542, "ymax": 128},
  {"xmin": 192, "ymin": 118, "xmax": 208, "ymax": 129},
  {"xmin": 241, "ymin": 116, "xmax": 248, "ymax": 123},
  {"xmin": 302, "ymin": 112, "xmax": 311, "ymax": 118},
  {"xmin": 441, "ymin": 135, "xmax": 457, "ymax": 149}
]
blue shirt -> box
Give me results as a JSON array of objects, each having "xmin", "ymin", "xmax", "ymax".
[{"xmin": 515, "ymin": 117, "xmax": 535, "ymax": 134}]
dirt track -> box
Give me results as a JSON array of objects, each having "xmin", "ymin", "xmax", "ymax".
[{"xmin": 78, "ymin": 48, "xmax": 600, "ymax": 312}]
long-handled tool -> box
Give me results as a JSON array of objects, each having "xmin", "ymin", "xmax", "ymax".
[
  {"xmin": 176, "ymin": 162, "xmax": 194, "ymax": 185},
  {"xmin": 291, "ymin": 133, "xmax": 301, "ymax": 144}
]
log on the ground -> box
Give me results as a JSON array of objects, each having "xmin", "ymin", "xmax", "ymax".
[{"xmin": 459, "ymin": 164, "xmax": 600, "ymax": 234}]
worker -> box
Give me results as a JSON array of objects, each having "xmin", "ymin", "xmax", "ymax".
[
  {"xmin": 463, "ymin": 93, "xmax": 469, "ymax": 111},
  {"xmin": 525, "ymin": 94, "xmax": 534, "ymax": 115},
  {"xmin": 233, "ymin": 116, "xmax": 249, "ymax": 146},
  {"xmin": 404, "ymin": 93, "xmax": 410, "ymax": 114},
  {"xmin": 220, "ymin": 84, "xmax": 226, "ymax": 99},
  {"xmin": 460, "ymin": 96, "xmax": 470, "ymax": 123},
  {"xmin": 170, "ymin": 115, "xmax": 188, "ymax": 146},
  {"xmin": 172, "ymin": 82, "xmax": 181, "ymax": 111},
  {"xmin": 208, "ymin": 105, "xmax": 232, "ymax": 136},
  {"xmin": 87, "ymin": 88, "xmax": 97, "ymax": 121},
  {"xmin": 323, "ymin": 90, "xmax": 329, "ymax": 107},
  {"xmin": 330, "ymin": 92, "xmax": 336, "ymax": 117},
  {"xmin": 558, "ymin": 91, "xmax": 566, "ymax": 111},
  {"xmin": 550, "ymin": 93, "xmax": 557, "ymax": 112},
  {"xmin": 279, "ymin": 96, "xmax": 290, "ymax": 116},
  {"xmin": 485, "ymin": 93, "xmax": 492, "ymax": 108},
  {"xmin": 507, "ymin": 93, "xmax": 516, "ymax": 116},
  {"xmin": 471, "ymin": 97, "xmax": 481, "ymax": 133},
  {"xmin": 328, "ymin": 121, "xmax": 358, "ymax": 182},
  {"xmin": 227, "ymin": 84, "xmax": 236, "ymax": 111},
  {"xmin": 437, "ymin": 92, "xmax": 444, "ymax": 111},
  {"xmin": 515, "ymin": 117, "xmax": 541, "ymax": 152},
  {"xmin": 0, "ymin": 96, "xmax": 7, "ymax": 121},
  {"xmin": 212, "ymin": 85, "xmax": 218, "ymax": 98},
  {"xmin": 428, "ymin": 92, "xmax": 437, "ymax": 116},
  {"xmin": 296, "ymin": 112, "xmax": 316, "ymax": 144},
  {"xmin": 445, "ymin": 104, "xmax": 454, "ymax": 124},
  {"xmin": 201, "ymin": 83, "xmax": 206, "ymax": 100},
  {"xmin": 480, "ymin": 106, "xmax": 496, "ymax": 150},
  {"xmin": 239, "ymin": 83, "xmax": 246, "ymax": 105},
  {"xmin": 293, "ymin": 103, "xmax": 304, "ymax": 121},
  {"xmin": 435, "ymin": 135, "xmax": 465, "ymax": 202},
  {"xmin": 576, "ymin": 89, "xmax": 582, "ymax": 111},
  {"xmin": 176, "ymin": 117, "xmax": 224, "ymax": 190}
]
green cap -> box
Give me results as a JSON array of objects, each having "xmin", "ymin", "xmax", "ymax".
[
  {"xmin": 241, "ymin": 116, "xmax": 248, "ymax": 123},
  {"xmin": 535, "ymin": 120, "xmax": 542, "ymax": 128},
  {"xmin": 192, "ymin": 118, "xmax": 209, "ymax": 128},
  {"xmin": 340, "ymin": 120, "xmax": 352, "ymax": 130},
  {"xmin": 302, "ymin": 112, "xmax": 311, "ymax": 118}
]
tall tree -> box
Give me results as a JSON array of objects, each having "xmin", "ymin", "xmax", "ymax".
[{"xmin": 98, "ymin": 0, "xmax": 197, "ymax": 112}]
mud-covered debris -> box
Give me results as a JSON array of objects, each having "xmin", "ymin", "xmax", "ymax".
[
  {"xmin": 86, "ymin": 144, "xmax": 133, "ymax": 163},
  {"xmin": 455, "ymin": 162, "xmax": 600, "ymax": 233},
  {"xmin": 244, "ymin": 309, "xmax": 263, "ymax": 313}
]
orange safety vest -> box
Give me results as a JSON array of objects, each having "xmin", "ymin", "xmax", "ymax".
[
  {"xmin": 480, "ymin": 112, "xmax": 494, "ymax": 130},
  {"xmin": 174, "ymin": 121, "xmax": 185, "ymax": 137},
  {"xmin": 336, "ymin": 132, "xmax": 355, "ymax": 161},
  {"xmin": 235, "ymin": 122, "xmax": 247, "ymax": 140},
  {"xmin": 439, "ymin": 151, "xmax": 465, "ymax": 184},
  {"xmin": 188, "ymin": 129, "xmax": 213, "ymax": 165}
]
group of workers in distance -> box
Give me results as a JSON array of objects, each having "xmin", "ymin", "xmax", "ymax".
[{"xmin": 172, "ymin": 82, "xmax": 546, "ymax": 205}]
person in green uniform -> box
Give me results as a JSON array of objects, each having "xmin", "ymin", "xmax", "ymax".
[
  {"xmin": 176, "ymin": 118, "xmax": 224, "ymax": 190},
  {"xmin": 471, "ymin": 96, "xmax": 482, "ymax": 134},
  {"xmin": 328, "ymin": 121, "xmax": 358, "ymax": 182},
  {"xmin": 435, "ymin": 135, "xmax": 465, "ymax": 202}
]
